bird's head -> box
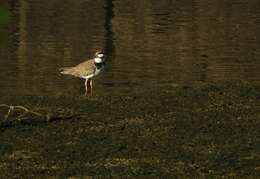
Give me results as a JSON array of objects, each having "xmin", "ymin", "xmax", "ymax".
[{"xmin": 94, "ymin": 50, "xmax": 105, "ymax": 63}]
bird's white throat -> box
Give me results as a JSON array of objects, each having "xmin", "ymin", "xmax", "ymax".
[{"xmin": 94, "ymin": 57, "xmax": 103, "ymax": 63}]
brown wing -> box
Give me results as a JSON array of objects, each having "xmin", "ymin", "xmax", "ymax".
[{"xmin": 60, "ymin": 59, "xmax": 95, "ymax": 78}]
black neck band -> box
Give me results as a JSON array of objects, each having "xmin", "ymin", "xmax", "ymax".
[{"xmin": 94, "ymin": 62, "xmax": 105, "ymax": 69}]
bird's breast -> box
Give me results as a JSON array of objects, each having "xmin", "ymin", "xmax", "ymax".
[
  {"xmin": 82, "ymin": 65, "xmax": 104, "ymax": 79},
  {"xmin": 94, "ymin": 65, "xmax": 104, "ymax": 76}
]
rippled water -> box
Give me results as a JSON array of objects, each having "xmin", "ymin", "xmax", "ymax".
[{"xmin": 1, "ymin": 0, "xmax": 260, "ymax": 96}]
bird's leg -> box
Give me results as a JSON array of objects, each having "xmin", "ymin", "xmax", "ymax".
[
  {"xmin": 85, "ymin": 79, "xmax": 89, "ymax": 95},
  {"xmin": 90, "ymin": 80, "xmax": 93, "ymax": 94},
  {"xmin": 85, "ymin": 79, "xmax": 88, "ymax": 95},
  {"xmin": 85, "ymin": 79, "xmax": 92, "ymax": 95}
]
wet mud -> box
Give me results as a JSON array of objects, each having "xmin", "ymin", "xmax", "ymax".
[{"xmin": 0, "ymin": 81, "xmax": 260, "ymax": 178}]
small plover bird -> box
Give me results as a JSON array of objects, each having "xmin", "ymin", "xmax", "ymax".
[{"xmin": 60, "ymin": 51, "xmax": 105, "ymax": 95}]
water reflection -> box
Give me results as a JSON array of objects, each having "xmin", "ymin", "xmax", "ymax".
[{"xmin": 0, "ymin": 0, "xmax": 260, "ymax": 96}]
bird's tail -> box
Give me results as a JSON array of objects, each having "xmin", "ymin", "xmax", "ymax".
[{"xmin": 59, "ymin": 67, "xmax": 74, "ymax": 75}]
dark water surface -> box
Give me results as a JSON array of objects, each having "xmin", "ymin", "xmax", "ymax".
[{"xmin": 1, "ymin": 0, "xmax": 260, "ymax": 96}]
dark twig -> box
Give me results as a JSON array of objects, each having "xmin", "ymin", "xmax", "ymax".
[{"xmin": 0, "ymin": 104, "xmax": 43, "ymax": 120}]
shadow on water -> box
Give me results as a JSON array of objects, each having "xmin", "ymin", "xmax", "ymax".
[
  {"xmin": 0, "ymin": 0, "xmax": 259, "ymax": 107},
  {"xmin": 1, "ymin": 0, "xmax": 260, "ymax": 96},
  {"xmin": 104, "ymin": 0, "xmax": 115, "ymax": 59}
]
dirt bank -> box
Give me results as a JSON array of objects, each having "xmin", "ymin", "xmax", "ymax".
[{"xmin": 0, "ymin": 81, "xmax": 260, "ymax": 178}]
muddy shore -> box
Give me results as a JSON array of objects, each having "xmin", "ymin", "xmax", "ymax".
[{"xmin": 0, "ymin": 81, "xmax": 260, "ymax": 178}]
